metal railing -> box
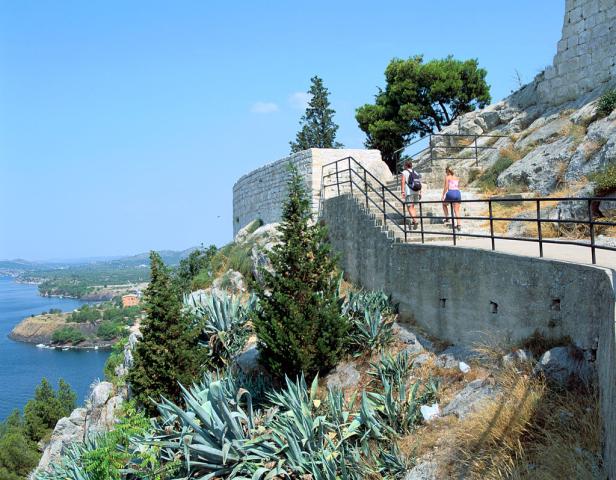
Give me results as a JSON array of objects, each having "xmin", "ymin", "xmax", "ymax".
[
  {"xmin": 320, "ymin": 157, "xmax": 616, "ymax": 265},
  {"xmin": 395, "ymin": 133, "xmax": 506, "ymax": 173}
]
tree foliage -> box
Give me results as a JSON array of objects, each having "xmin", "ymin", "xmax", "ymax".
[
  {"xmin": 127, "ymin": 252, "xmax": 205, "ymax": 415},
  {"xmin": 253, "ymin": 165, "xmax": 348, "ymax": 379},
  {"xmin": 174, "ymin": 244, "xmax": 218, "ymax": 294},
  {"xmin": 290, "ymin": 76, "xmax": 343, "ymax": 153},
  {"xmin": 356, "ymin": 55, "xmax": 491, "ymax": 171}
]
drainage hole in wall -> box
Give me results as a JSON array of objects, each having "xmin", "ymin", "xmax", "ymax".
[
  {"xmin": 440, "ymin": 298, "xmax": 446, "ymax": 308},
  {"xmin": 490, "ymin": 301, "xmax": 498, "ymax": 314},
  {"xmin": 551, "ymin": 298, "xmax": 561, "ymax": 311}
]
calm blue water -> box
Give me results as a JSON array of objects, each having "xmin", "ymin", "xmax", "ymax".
[{"xmin": 0, "ymin": 276, "xmax": 110, "ymax": 421}]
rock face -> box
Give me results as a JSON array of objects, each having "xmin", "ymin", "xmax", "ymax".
[
  {"xmin": 393, "ymin": 322, "xmax": 434, "ymax": 354},
  {"xmin": 404, "ymin": 455, "xmax": 439, "ymax": 480},
  {"xmin": 212, "ymin": 269, "xmax": 246, "ymax": 294},
  {"xmin": 34, "ymin": 381, "xmax": 126, "ymax": 474},
  {"xmin": 535, "ymin": 346, "xmax": 595, "ymax": 386},
  {"xmin": 442, "ymin": 378, "xmax": 501, "ymax": 419},
  {"xmin": 325, "ymin": 361, "xmax": 361, "ymax": 391}
]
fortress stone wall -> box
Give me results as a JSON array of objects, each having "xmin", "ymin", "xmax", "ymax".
[
  {"xmin": 533, "ymin": 0, "xmax": 616, "ymax": 106},
  {"xmin": 232, "ymin": 148, "xmax": 391, "ymax": 235}
]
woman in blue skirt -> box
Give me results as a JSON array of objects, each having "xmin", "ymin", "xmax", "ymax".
[{"xmin": 441, "ymin": 166, "xmax": 462, "ymax": 231}]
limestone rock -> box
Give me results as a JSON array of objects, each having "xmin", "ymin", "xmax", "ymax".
[
  {"xmin": 236, "ymin": 337, "xmax": 260, "ymax": 375},
  {"xmin": 326, "ymin": 361, "xmax": 361, "ymax": 391},
  {"xmin": 34, "ymin": 382, "xmax": 126, "ymax": 474},
  {"xmin": 502, "ymin": 349, "xmax": 533, "ymax": 365},
  {"xmin": 570, "ymin": 100, "xmax": 600, "ymax": 126},
  {"xmin": 412, "ymin": 352, "xmax": 433, "ymax": 368},
  {"xmin": 393, "ymin": 322, "xmax": 434, "ymax": 354},
  {"xmin": 440, "ymin": 345, "xmax": 479, "ymax": 363},
  {"xmin": 212, "ymin": 269, "xmax": 245, "ymax": 294},
  {"xmin": 234, "ymin": 219, "xmax": 262, "ymax": 244},
  {"xmin": 514, "ymin": 117, "xmax": 571, "ymax": 151},
  {"xmin": 497, "ymin": 137, "xmax": 574, "ymax": 194},
  {"xmin": 535, "ymin": 346, "xmax": 595, "ymax": 387},
  {"xmin": 404, "ymin": 456, "xmax": 439, "ymax": 480},
  {"xmin": 442, "ymin": 378, "xmax": 501, "ymax": 419}
]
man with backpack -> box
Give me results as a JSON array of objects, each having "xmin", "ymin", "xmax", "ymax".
[{"xmin": 401, "ymin": 160, "xmax": 422, "ymax": 230}]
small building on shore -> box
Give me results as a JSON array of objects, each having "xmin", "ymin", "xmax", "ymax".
[{"xmin": 121, "ymin": 294, "xmax": 140, "ymax": 308}]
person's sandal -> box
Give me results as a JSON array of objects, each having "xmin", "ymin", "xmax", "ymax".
[
  {"xmin": 456, "ymin": 225, "xmax": 462, "ymax": 232},
  {"xmin": 442, "ymin": 218, "xmax": 449, "ymax": 224}
]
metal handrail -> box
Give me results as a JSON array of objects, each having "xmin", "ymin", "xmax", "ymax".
[
  {"xmin": 395, "ymin": 132, "xmax": 507, "ymax": 173},
  {"xmin": 320, "ymin": 156, "xmax": 616, "ymax": 265}
]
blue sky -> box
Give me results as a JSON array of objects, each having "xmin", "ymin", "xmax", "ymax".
[{"xmin": 0, "ymin": 0, "xmax": 564, "ymax": 260}]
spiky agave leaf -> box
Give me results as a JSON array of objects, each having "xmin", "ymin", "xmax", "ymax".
[
  {"xmin": 184, "ymin": 291, "xmax": 255, "ymax": 366},
  {"xmin": 342, "ymin": 290, "xmax": 391, "ymax": 318},
  {"xmin": 350, "ymin": 309, "xmax": 394, "ymax": 355},
  {"xmin": 35, "ymin": 434, "xmax": 104, "ymax": 480},
  {"xmin": 369, "ymin": 351, "xmax": 412, "ymax": 389},
  {"xmin": 147, "ymin": 373, "xmax": 278, "ymax": 479}
]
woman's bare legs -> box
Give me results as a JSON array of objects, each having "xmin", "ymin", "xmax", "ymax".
[
  {"xmin": 442, "ymin": 202, "xmax": 450, "ymax": 222},
  {"xmin": 453, "ymin": 202, "xmax": 462, "ymax": 227}
]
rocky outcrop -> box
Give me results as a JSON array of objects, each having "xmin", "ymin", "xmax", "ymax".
[
  {"xmin": 33, "ymin": 381, "xmax": 126, "ymax": 475},
  {"xmin": 442, "ymin": 377, "xmax": 501, "ymax": 419},
  {"xmin": 534, "ymin": 345, "xmax": 596, "ymax": 387}
]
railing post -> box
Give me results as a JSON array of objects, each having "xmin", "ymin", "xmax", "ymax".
[
  {"xmin": 536, "ymin": 200, "xmax": 543, "ymax": 258},
  {"xmin": 335, "ymin": 161, "xmax": 340, "ymax": 196},
  {"xmin": 488, "ymin": 199, "xmax": 495, "ymax": 251},
  {"xmin": 419, "ymin": 201, "xmax": 425, "ymax": 243},
  {"xmin": 588, "ymin": 199, "xmax": 596, "ymax": 264},
  {"xmin": 348, "ymin": 157, "xmax": 353, "ymax": 195},
  {"xmin": 402, "ymin": 196, "xmax": 407, "ymax": 242},
  {"xmin": 429, "ymin": 135, "xmax": 434, "ymax": 165},
  {"xmin": 382, "ymin": 185, "xmax": 386, "ymax": 226},
  {"xmin": 474, "ymin": 135, "xmax": 479, "ymax": 166},
  {"xmin": 451, "ymin": 201, "xmax": 456, "ymax": 246},
  {"xmin": 364, "ymin": 169, "xmax": 368, "ymax": 210}
]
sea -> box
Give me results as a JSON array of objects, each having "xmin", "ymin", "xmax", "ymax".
[{"xmin": 0, "ymin": 276, "xmax": 110, "ymax": 421}]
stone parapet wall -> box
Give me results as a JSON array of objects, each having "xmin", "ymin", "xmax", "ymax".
[
  {"xmin": 536, "ymin": 0, "xmax": 616, "ymax": 106},
  {"xmin": 232, "ymin": 148, "xmax": 390, "ymax": 235},
  {"xmin": 322, "ymin": 193, "xmax": 616, "ymax": 479}
]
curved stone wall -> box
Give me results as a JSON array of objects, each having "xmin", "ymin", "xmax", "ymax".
[{"xmin": 232, "ymin": 148, "xmax": 391, "ymax": 235}]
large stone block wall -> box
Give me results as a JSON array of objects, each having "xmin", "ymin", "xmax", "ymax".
[
  {"xmin": 537, "ymin": 0, "xmax": 616, "ymax": 105},
  {"xmin": 232, "ymin": 148, "xmax": 390, "ymax": 235},
  {"xmin": 322, "ymin": 194, "xmax": 616, "ymax": 478}
]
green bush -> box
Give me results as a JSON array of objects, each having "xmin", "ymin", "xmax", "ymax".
[
  {"xmin": 467, "ymin": 168, "xmax": 481, "ymax": 184},
  {"xmin": 253, "ymin": 165, "xmax": 349, "ymax": 379},
  {"xmin": 476, "ymin": 156, "xmax": 515, "ymax": 191},
  {"xmin": 51, "ymin": 326, "xmax": 85, "ymax": 344},
  {"xmin": 589, "ymin": 163, "xmax": 616, "ymax": 196},
  {"xmin": 104, "ymin": 338, "xmax": 127, "ymax": 383},
  {"xmin": 597, "ymin": 89, "xmax": 616, "ymax": 117},
  {"xmin": 68, "ymin": 305, "xmax": 101, "ymax": 323},
  {"xmin": 96, "ymin": 321, "xmax": 125, "ymax": 340}
]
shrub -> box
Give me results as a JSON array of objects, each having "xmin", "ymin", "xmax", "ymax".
[
  {"xmin": 597, "ymin": 89, "xmax": 616, "ymax": 117},
  {"xmin": 253, "ymin": 165, "xmax": 349, "ymax": 379},
  {"xmin": 51, "ymin": 327, "xmax": 85, "ymax": 344},
  {"xmin": 476, "ymin": 155, "xmax": 515, "ymax": 191},
  {"xmin": 184, "ymin": 291, "xmax": 254, "ymax": 367},
  {"xmin": 467, "ymin": 167, "xmax": 481, "ymax": 184},
  {"xmin": 589, "ymin": 163, "xmax": 616, "ymax": 196},
  {"xmin": 96, "ymin": 321, "xmax": 124, "ymax": 341}
]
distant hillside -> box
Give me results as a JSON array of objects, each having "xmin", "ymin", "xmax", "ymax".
[{"xmin": 2, "ymin": 247, "xmax": 198, "ymax": 298}]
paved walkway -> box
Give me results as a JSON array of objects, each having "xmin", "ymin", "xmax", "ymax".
[{"xmin": 431, "ymin": 236, "xmax": 616, "ymax": 270}]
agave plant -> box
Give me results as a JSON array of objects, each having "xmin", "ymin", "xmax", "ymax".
[
  {"xmin": 148, "ymin": 373, "xmax": 282, "ymax": 479},
  {"xmin": 349, "ymin": 309, "xmax": 394, "ymax": 355},
  {"xmin": 35, "ymin": 434, "xmax": 103, "ymax": 480},
  {"xmin": 369, "ymin": 351, "xmax": 412, "ymax": 389},
  {"xmin": 369, "ymin": 376, "xmax": 440, "ymax": 434},
  {"xmin": 184, "ymin": 291, "xmax": 255, "ymax": 366},
  {"xmin": 375, "ymin": 442, "xmax": 413, "ymax": 479},
  {"xmin": 342, "ymin": 290, "xmax": 391, "ymax": 318}
]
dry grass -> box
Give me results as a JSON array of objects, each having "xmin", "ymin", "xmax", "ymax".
[{"xmin": 411, "ymin": 366, "xmax": 604, "ymax": 480}]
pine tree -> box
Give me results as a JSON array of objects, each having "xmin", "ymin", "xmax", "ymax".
[
  {"xmin": 127, "ymin": 252, "xmax": 204, "ymax": 415},
  {"xmin": 253, "ymin": 165, "xmax": 348, "ymax": 379},
  {"xmin": 290, "ymin": 76, "xmax": 343, "ymax": 153}
]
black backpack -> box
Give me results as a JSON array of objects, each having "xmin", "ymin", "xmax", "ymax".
[{"xmin": 405, "ymin": 169, "xmax": 422, "ymax": 192}]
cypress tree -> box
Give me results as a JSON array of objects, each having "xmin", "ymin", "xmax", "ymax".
[
  {"xmin": 253, "ymin": 165, "xmax": 348, "ymax": 379},
  {"xmin": 127, "ymin": 252, "xmax": 204, "ymax": 415},
  {"xmin": 290, "ymin": 76, "xmax": 343, "ymax": 153}
]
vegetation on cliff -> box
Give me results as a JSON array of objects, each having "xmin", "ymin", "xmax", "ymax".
[
  {"xmin": 127, "ymin": 252, "xmax": 205, "ymax": 416},
  {"xmin": 0, "ymin": 379, "xmax": 76, "ymax": 479},
  {"xmin": 253, "ymin": 165, "xmax": 349, "ymax": 379}
]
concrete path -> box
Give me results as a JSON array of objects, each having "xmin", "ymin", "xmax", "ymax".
[{"xmin": 430, "ymin": 236, "xmax": 616, "ymax": 270}]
